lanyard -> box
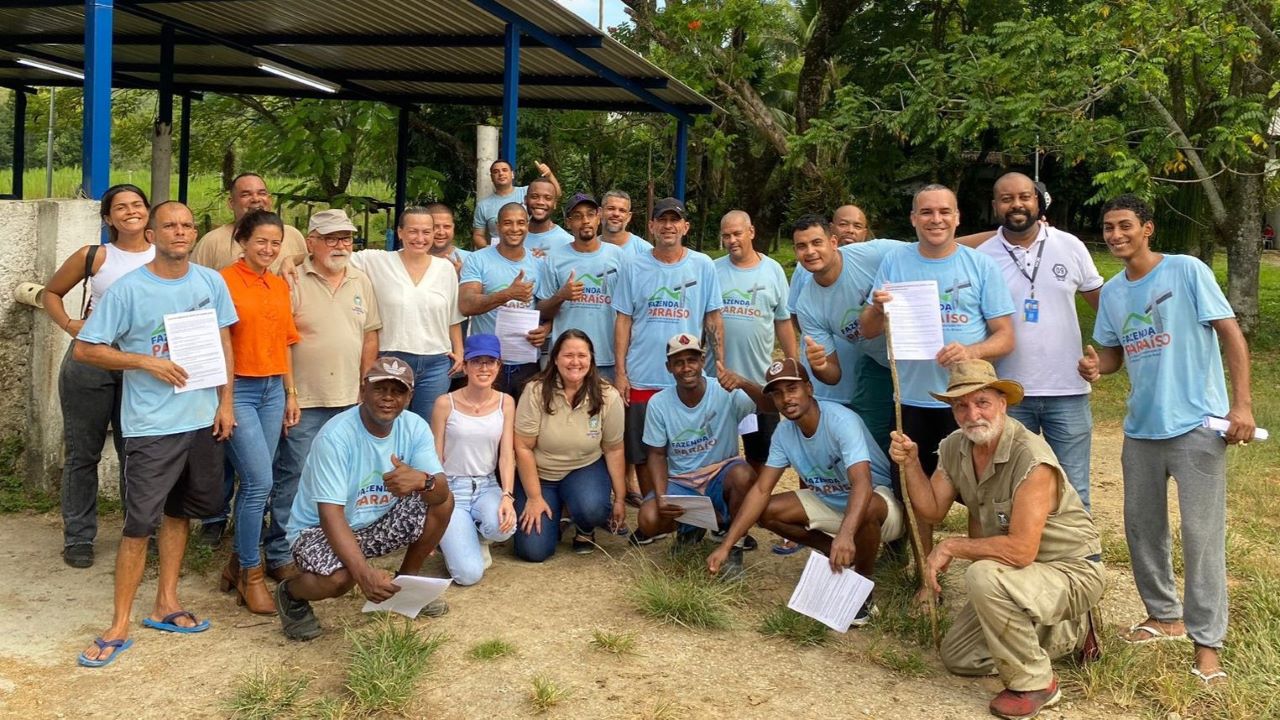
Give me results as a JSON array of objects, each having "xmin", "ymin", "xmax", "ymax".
[{"xmin": 1003, "ymin": 228, "xmax": 1047, "ymax": 299}]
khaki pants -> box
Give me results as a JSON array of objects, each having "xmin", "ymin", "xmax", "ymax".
[{"xmin": 941, "ymin": 558, "xmax": 1106, "ymax": 691}]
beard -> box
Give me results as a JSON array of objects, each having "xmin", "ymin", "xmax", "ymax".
[
  {"xmin": 961, "ymin": 414, "xmax": 1005, "ymax": 445},
  {"xmin": 319, "ymin": 251, "xmax": 350, "ymax": 272},
  {"xmin": 1001, "ymin": 209, "xmax": 1038, "ymax": 233}
]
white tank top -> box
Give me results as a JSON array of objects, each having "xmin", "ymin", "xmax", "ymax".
[
  {"xmin": 89, "ymin": 242, "xmax": 156, "ymax": 310},
  {"xmin": 442, "ymin": 393, "xmax": 504, "ymax": 477}
]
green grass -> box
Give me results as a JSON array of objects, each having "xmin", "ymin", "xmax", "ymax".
[
  {"xmin": 528, "ymin": 674, "xmax": 572, "ymax": 714},
  {"xmin": 627, "ymin": 546, "xmax": 743, "ymax": 630},
  {"xmin": 467, "ymin": 638, "xmax": 515, "ymax": 661},
  {"xmin": 344, "ymin": 618, "xmax": 446, "ymax": 715},
  {"xmin": 224, "ymin": 666, "xmax": 310, "ymax": 720},
  {"xmin": 0, "ymin": 436, "xmax": 57, "ymax": 514},
  {"xmin": 759, "ymin": 605, "xmax": 830, "ymax": 647},
  {"xmin": 864, "ymin": 637, "xmax": 931, "ymax": 678},
  {"xmin": 589, "ymin": 629, "xmax": 637, "ymax": 655}
]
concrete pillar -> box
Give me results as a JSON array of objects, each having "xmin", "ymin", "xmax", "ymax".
[
  {"xmin": 1267, "ymin": 206, "xmax": 1280, "ymax": 250},
  {"xmin": 476, "ymin": 124, "xmax": 499, "ymax": 200}
]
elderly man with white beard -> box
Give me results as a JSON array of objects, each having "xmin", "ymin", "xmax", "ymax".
[
  {"xmin": 890, "ymin": 360, "xmax": 1104, "ymax": 720},
  {"xmin": 262, "ymin": 210, "xmax": 384, "ymax": 583}
]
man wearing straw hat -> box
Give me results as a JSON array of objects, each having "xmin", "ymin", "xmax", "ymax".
[{"xmin": 890, "ymin": 359, "xmax": 1103, "ymax": 720}]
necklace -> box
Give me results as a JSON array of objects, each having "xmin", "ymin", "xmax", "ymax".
[{"xmin": 455, "ymin": 389, "xmax": 494, "ymax": 413}]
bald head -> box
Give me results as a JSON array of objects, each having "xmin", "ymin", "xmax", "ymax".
[
  {"xmin": 992, "ymin": 172, "xmax": 1040, "ymax": 234},
  {"xmin": 832, "ymin": 204, "xmax": 869, "ymax": 245},
  {"xmin": 719, "ymin": 210, "xmax": 757, "ymax": 262}
]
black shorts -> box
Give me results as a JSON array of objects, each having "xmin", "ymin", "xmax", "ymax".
[
  {"xmin": 121, "ymin": 428, "xmax": 225, "ymax": 538},
  {"xmin": 888, "ymin": 405, "xmax": 958, "ymax": 499},
  {"xmin": 625, "ymin": 399, "xmax": 651, "ymax": 465},
  {"xmin": 291, "ymin": 494, "xmax": 428, "ymax": 576},
  {"xmin": 741, "ymin": 412, "xmax": 781, "ymax": 464}
]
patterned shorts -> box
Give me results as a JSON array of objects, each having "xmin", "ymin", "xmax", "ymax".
[{"xmin": 291, "ymin": 494, "xmax": 428, "ymax": 577}]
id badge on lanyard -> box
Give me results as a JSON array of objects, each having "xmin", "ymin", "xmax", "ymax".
[{"xmin": 1024, "ymin": 297, "xmax": 1040, "ymax": 323}]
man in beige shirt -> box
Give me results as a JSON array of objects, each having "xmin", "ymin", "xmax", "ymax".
[
  {"xmin": 263, "ymin": 210, "xmax": 382, "ymax": 582},
  {"xmin": 191, "ymin": 172, "xmax": 307, "ymax": 272}
]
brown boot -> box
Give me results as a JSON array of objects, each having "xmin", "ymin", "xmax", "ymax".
[
  {"xmin": 266, "ymin": 562, "xmax": 300, "ymax": 583},
  {"xmin": 237, "ymin": 565, "xmax": 276, "ymax": 615},
  {"xmin": 219, "ymin": 553, "xmax": 241, "ymax": 594}
]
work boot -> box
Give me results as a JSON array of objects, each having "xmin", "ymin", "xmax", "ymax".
[
  {"xmin": 235, "ymin": 565, "xmax": 276, "ymax": 615},
  {"xmin": 266, "ymin": 562, "xmax": 299, "ymax": 583},
  {"xmin": 988, "ymin": 676, "xmax": 1061, "ymax": 720},
  {"xmin": 199, "ymin": 520, "xmax": 227, "ymax": 548},
  {"xmin": 63, "ymin": 543, "xmax": 94, "ymax": 569},
  {"xmin": 275, "ymin": 581, "xmax": 321, "ymax": 641}
]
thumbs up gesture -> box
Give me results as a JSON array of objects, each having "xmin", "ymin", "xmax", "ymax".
[
  {"xmin": 804, "ymin": 335, "xmax": 828, "ymax": 370},
  {"xmin": 559, "ymin": 270, "xmax": 584, "ymax": 302},
  {"xmin": 506, "ymin": 269, "xmax": 534, "ymax": 303},
  {"xmin": 716, "ymin": 359, "xmax": 746, "ymax": 391},
  {"xmin": 1077, "ymin": 345, "xmax": 1100, "ymax": 383},
  {"xmin": 383, "ymin": 453, "xmax": 423, "ymax": 497}
]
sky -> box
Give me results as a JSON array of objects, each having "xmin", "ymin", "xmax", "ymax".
[{"xmin": 557, "ymin": 0, "xmax": 631, "ymax": 31}]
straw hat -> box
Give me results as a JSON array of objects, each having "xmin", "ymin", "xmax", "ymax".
[{"xmin": 928, "ymin": 360, "xmax": 1024, "ymax": 406}]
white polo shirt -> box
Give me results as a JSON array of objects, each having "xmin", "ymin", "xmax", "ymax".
[{"xmin": 977, "ymin": 226, "xmax": 1103, "ymax": 396}]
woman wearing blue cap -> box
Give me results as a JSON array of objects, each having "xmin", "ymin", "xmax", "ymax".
[{"xmin": 430, "ymin": 334, "xmax": 517, "ymax": 584}]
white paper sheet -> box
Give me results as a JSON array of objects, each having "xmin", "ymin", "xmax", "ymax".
[
  {"xmin": 737, "ymin": 413, "xmax": 759, "ymax": 435},
  {"xmin": 1203, "ymin": 416, "xmax": 1270, "ymax": 441},
  {"xmin": 163, "ymin": 309, "xmax": 227, "ymax": 393},
  {"xmin": 494, "ymin": 305, "xmax": 541, "ymax": 364},
  {"xmin": 660, "ymin": 494, "xmax": 720, "ymax": 532},
  {"xmin": 786, "ymin": 550, "xmax": 875, "ymax": 633},
  {"xmin": 362, "ymin": 575, "xmax": 451, "ymax": 619},
  {"xmin": 882, "ymin": 280, "xmax": 945, "ymax": 361}
]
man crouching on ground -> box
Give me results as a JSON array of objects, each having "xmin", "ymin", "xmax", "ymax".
[
  {"xmin": 891, "ymin": 360, "xmax": 1104, "ymax": 720},
  {"xmin": 274, "ymin": 357, "xmax": 454, "ymax": 640}
]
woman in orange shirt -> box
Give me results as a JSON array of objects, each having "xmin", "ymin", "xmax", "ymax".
[{"xmin": 218, "ymin": 209, "xmax": 301, "ymax": 614}]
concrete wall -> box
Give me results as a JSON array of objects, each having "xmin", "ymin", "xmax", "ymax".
[{"xmin": 0, "ymin": 202, "xmax": 39, "ymax": 448}]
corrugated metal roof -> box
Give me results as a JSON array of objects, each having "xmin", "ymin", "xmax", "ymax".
[{"xmin": 0, "ymin": 0, "xmax": 715, "ymax": 115}]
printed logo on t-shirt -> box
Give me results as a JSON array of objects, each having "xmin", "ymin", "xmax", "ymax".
[
  {"xmin": 491, "ymin": 283, "xmax": 534, "ymax": 310},
  {"xmin": 669, "ymin": 411, "xmax": 717, "ymax": 458},
  {"xmin": 354, "ymin": 469, "xmax": 394, "ymax": 509},
  {"xmin": 353, "ymin": 294, "xmax": 367, "ymax": 316},
  {"xmin": 150, "ymin": 321, "xmax": 170, "ymax": 358},
  {"xmin": 645, "ymin": 279, "xmax": 697, "ymax": 320},
  {"xmin": 839, "ymin": 307, "xmax": 864, "ymax": 342},
  {"xmin": 587, "ymin": 414, "xmax": 602, "ymax": 439},
  {"xmin": 1119, "ymin": 289, "xmax": 1174, "ymax": 360},
  {"xmin": 939, "ymin": 278, "xmax": 972, "ymax": 326},
  {"xmin": 800, "ymin": 453, "xmax": 849, "ymax": 496},
  {"xmin": 1052, "ymin": 263, "xmax": 1069, "ymax": 281},
  {"xmin": 574, "ymin": 271, "xmax": 615, "ymax": 307},
  {"xmin": 722, "ymin": 285, "xmax": 766, "ymax": 319}
]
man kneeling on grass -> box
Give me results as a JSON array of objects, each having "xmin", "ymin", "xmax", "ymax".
[
  {"xmin": 892, "ymin": 360, "xmax": 1103, "ymax": 720},
  {"xmin": 275, "ymin": 357, "xmax": 454, "ymax": 641},
  {"xmin": 706, "ymin": 358, "xmax": 904, "ymax": 626}
]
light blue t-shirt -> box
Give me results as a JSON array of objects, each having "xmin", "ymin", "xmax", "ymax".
[
  {"xmin": 1093, "ymin": 254, "xmax": 1233, "ymax": 439},
  {"xmin": 78, "ymin": 264, "xmax": 237, "ymax": 438},
  {"xmin": 642, "ymin": 380, "xmax": 755, "ymax": 482},
  {"xmin": 871, "ymin": 244, "xmax": 1015, "ymax": 408},
  {"xmin": 766, "ymin": 401, "xmax": 892, "ymax": 510},
  {"xmin": 525, "ymin": 225, "xmax": 573, "ymax": 256},
  {"xmin": 472, "ymin": 186, "xmax": 528, "ymax": 239},
  {"xmin": 612, "ymin": 233, "xmax": 654, "ymax": 256},
  {"xmin": 459, "ymin": 244, "xmax": 544, "ymax": 338},
  {"xmin": 787, "ymin": 264, "xmax": 811, "ymax": 314},
  {"xmin": 713, "ymin": 254, "xmax": 789, "ymax": 384},
  {"xmin": 538, "ymin": 242, "xmax": 625, "ymax": 366},
  {"xmin": 612, "ymin": 248, "xmax": 723, "ymax": 389},
  {"xmin": 445, "ymin": 247, "xmax": 472, "ymax": 266},
  {"xmin": 287, "ymin": 406, "xmax": 444, "ymax": 544},
  {"xmin": 794, "ymin": 239, "xmax": 904, "ymax": 403}
]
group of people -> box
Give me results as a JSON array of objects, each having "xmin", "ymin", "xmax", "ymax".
[{"xmin": 46, "ymin": 161, "xmax": 1255, "ymax": 720}]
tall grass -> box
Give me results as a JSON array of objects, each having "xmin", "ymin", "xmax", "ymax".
[
  {"xmin": 344, "ymin": 618, "xmax": 445, "ymax": 715},
  {"xmin": 224, "ymin": 666, "xmax": 310, "ymax": 720}
]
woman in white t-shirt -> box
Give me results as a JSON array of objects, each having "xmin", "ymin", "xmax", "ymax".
[{"xmin": 348, "ymin": 207, "xmax": 464, "ymax": 419}]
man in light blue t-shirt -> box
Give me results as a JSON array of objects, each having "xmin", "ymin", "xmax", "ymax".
[
  {"xmin": 74, "ymin": 201, "xmax": 237, "ymax": 668},
  {"xmin": 708, "ymin": 359, "xmax": 905, "ymax": 624},
  {"xmin": 524, "ymin": 177, "xmax": 573, "ymax": 257},
  {"xmin": 275, "ymin": 357, "xmax": 454, "ymax": 641},
  {"xmin": 459, "ymin": 203, "xmax": 552, "ymax": 400},
  {"xmin": 1079, "ymin": 194, "xmax": 1255, "ymax": 684},
  {"xmin": 471, "ymin": 159, "xmax": 559, "ymax": 249},
  {"xmin": 601, "ymin": 189, "xmax": 654, "ymax": 256},
  {"xmin": 713, "ymin": 210, "xmax": 796, "ymax": 473},
  {"xmin": 537, "ymin": 193, "xmax": 624, "ymax": 379}
]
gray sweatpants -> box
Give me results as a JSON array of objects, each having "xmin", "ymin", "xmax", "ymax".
[{"xmin": 1121, "ymin": 426, "xmax": 1227, "ymax": 648}]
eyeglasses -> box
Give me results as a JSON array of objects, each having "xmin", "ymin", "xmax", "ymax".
[{"xmin": 320, "ymin": 234, "xmax": 354, "ymax": 247}]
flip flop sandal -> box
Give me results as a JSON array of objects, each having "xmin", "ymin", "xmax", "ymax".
[
  {"xmin": 142, "ymin": 610, "xmax": 211, "ymax": 634},
  {"xmin": 1190, "ymin": 665, "xmax": 1228, "ymax": 685},
  {"xmin": 771, "ymin": 540, "xmax": 803, "ymax": 556},
  {"xmin": 1122, "ymin": 622, "xmax": 1188, "ymax": 644},
  {"xmin": 77, "ymin": 637, "xmax": 134, "ymax": 668}
]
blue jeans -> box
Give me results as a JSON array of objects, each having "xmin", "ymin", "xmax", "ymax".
[
  {"xmin": 225, "ymin": 376, "xmax": 285, "ymax": 568},
  {"xmin": 437, "ymin": 474, "xmax": 514, "ymax": 585},
  {"xmin": 385, "ymin": 351, "xmax": 452, "ymax": 422},
  {"xmin": 644, "ymin": 459, "xmax": 739, "ymax": 531},
  {"xmin": 265, "ymin": 405, "xmax": 349, "ymax": 570},
  {"xmin": 1007, "ymin": 394, "xmax": 1093, "ymax": 512},
  {"xmin": 513, "ymin": 458, "xmax": 612, "ymax": 562}
]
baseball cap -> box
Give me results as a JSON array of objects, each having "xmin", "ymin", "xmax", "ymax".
[
  {"xmin": 666, "ymin": 332, "xmax": 704, "ymax": 357},
  {"xmin": 464, "ymin": 334, "xmax": 502, "ymax": 361},
  {"xmin": 564, "ymin": 192, "xmax": 599, "ymax": 215},
  {"xmin": 363, "ymin": 356, "xmax": 415, "ymax": 389},
  {"xmin": 763, "ymin": 358, "xmax": 811, "ymax": 392},
  {"xmin": 651, "ymin": 197, "xmax": 687, "ymax": 219},
  {"xmin": 308, "ymin": 208, "xmax": 357, "ymax": 235}
]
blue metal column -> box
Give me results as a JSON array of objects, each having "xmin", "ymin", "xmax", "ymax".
[
  {"xmin": 390, "ymin": 105, "xmax": 410, "ymax": 250},
  {"xmin": 500, "ymin": 22, "xmax": 520, "ymax": 166},
  {"xmin": 82, "ymin": 0, "xmax": 114, "ymax": 200},
  {"xmin": 674, "ymin": 118, "xmax": 689, "ymax": 202},
  {"xmin": 10, "ymin": 90, "xmax": 25, "ymax": 199},
  {"xmin": 178, "ymin": 95, "xmax": 191, "ymax": 203}
]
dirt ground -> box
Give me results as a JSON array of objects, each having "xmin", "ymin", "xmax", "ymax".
[{"xmin": 0, "ymin": 423, "xmax": 1152, "ymax": 719}]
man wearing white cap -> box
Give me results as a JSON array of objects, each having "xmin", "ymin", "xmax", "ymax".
[{"xmin": 191, "ymin": 172, "xmax": 307, "ymax": 272}]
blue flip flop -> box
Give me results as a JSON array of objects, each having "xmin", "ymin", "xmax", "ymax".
[
  {"xmin": 771, "ymin": 540, "xmax": 804, "ymax": 556},
  {"xmin": 77, "ymin": 637, "xmax": 134, "ymax": 668},
  {"xmin": 142, "ymin": 610, "xmax": 210, "ymax": 634}
]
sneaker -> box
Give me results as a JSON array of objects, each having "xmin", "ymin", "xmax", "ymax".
[
  {"xmin": 199, "ymin": 520, "xmax": 227, "ymax": 548},
  {"xmin": 480, "ymin": 542, "xmax": 493, "ymax": 570},
  {"xmin": 988, "ymin": 677, "xmax": 1061, "ymax": 720},
  {"xmin": 718, "ymin": 547, "xmax": 745, "ymax": 582},
  {"xmin": 421, "ymin": 598, "xmax": 450, "ymax": 618},
  {"xmin": 572, "ymin": 529, "xmax": 596, "ymax": 555},
  {"xmin": 710, "ymin": 529, "xmax": 757, "ymax": 551},
  {"xmin": 62, "ymin": 543, "xmax": 94, "ymax": 569},
  {"xmin": 675, "ymin": 526, "xmax": 706, "ymax": 548},
  {"xmin": 628, "ymin": 529, "xmax": 671, "ymax": 547},
  {"xmin": 850, "ymin": 594, "xmax": 880, "ymax": 628},
  {"xmin": 274, "ymin": 581, "xmax": 322, "ymax": 641}
]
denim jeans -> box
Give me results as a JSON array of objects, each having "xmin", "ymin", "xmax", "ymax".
[
  {"xmin": 385, "ymin": 351, "xmax": 452, "ymax": 422},
  {"xmin": 225, "ymin": 376, "xmax": 285, "ymax": 568},
  {"xmin": 265, "ymin": 405, "xmax": 349, "ymax": 570},
  {"xmin": 437, "ymin": 474, "xmax": 514, "ymax": 585},
  {"xmin": 513, "ymin": 458, "xmax": 612, "ymax": 562},
  {"xmin": 1007, "ymin": 394, "xmax": 1093, "ymax": 512},
  {"xmin": 58, "ymin": 347, "xmax": 125, "ymax": 547},
  {"xmin": 498, "ymin": 362, "xmax": 540, "ymax": 403}
]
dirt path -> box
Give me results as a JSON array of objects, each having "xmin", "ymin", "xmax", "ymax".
[{"xmin": 0, "ymin": 426, "xmax": 1149, "ymax": 720}]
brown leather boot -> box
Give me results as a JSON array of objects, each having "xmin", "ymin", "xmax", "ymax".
[
  {"xmin": 219, "ymin": 553, "xmax": 240, "ymax": 594},
  {"xmin": 266, "ymin": 562, "xmax": 300, "ymax": 583},
  {"xmin": 237, "ymin": 565, "xmax": 276, "ymax": 615}
]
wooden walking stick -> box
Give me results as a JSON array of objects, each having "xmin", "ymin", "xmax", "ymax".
[{"xmin": 884, "ymin": 311, "xmax": 942, "ymax": 650}]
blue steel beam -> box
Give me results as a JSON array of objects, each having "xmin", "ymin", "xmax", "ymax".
[
  {"xmin": 500, "ymin": 22, "xmax": 519, "ymax": 167},
  {"xmin": 674, "ymin": 118, "xmax": 689, "ymax": 201},
  {"xmin": 82, "ymin": 0, "xmax": 113, "ymax": 200},
  {"xmin": 0, "ymin": 32, "xmax": 605, "ymax": 48}
]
